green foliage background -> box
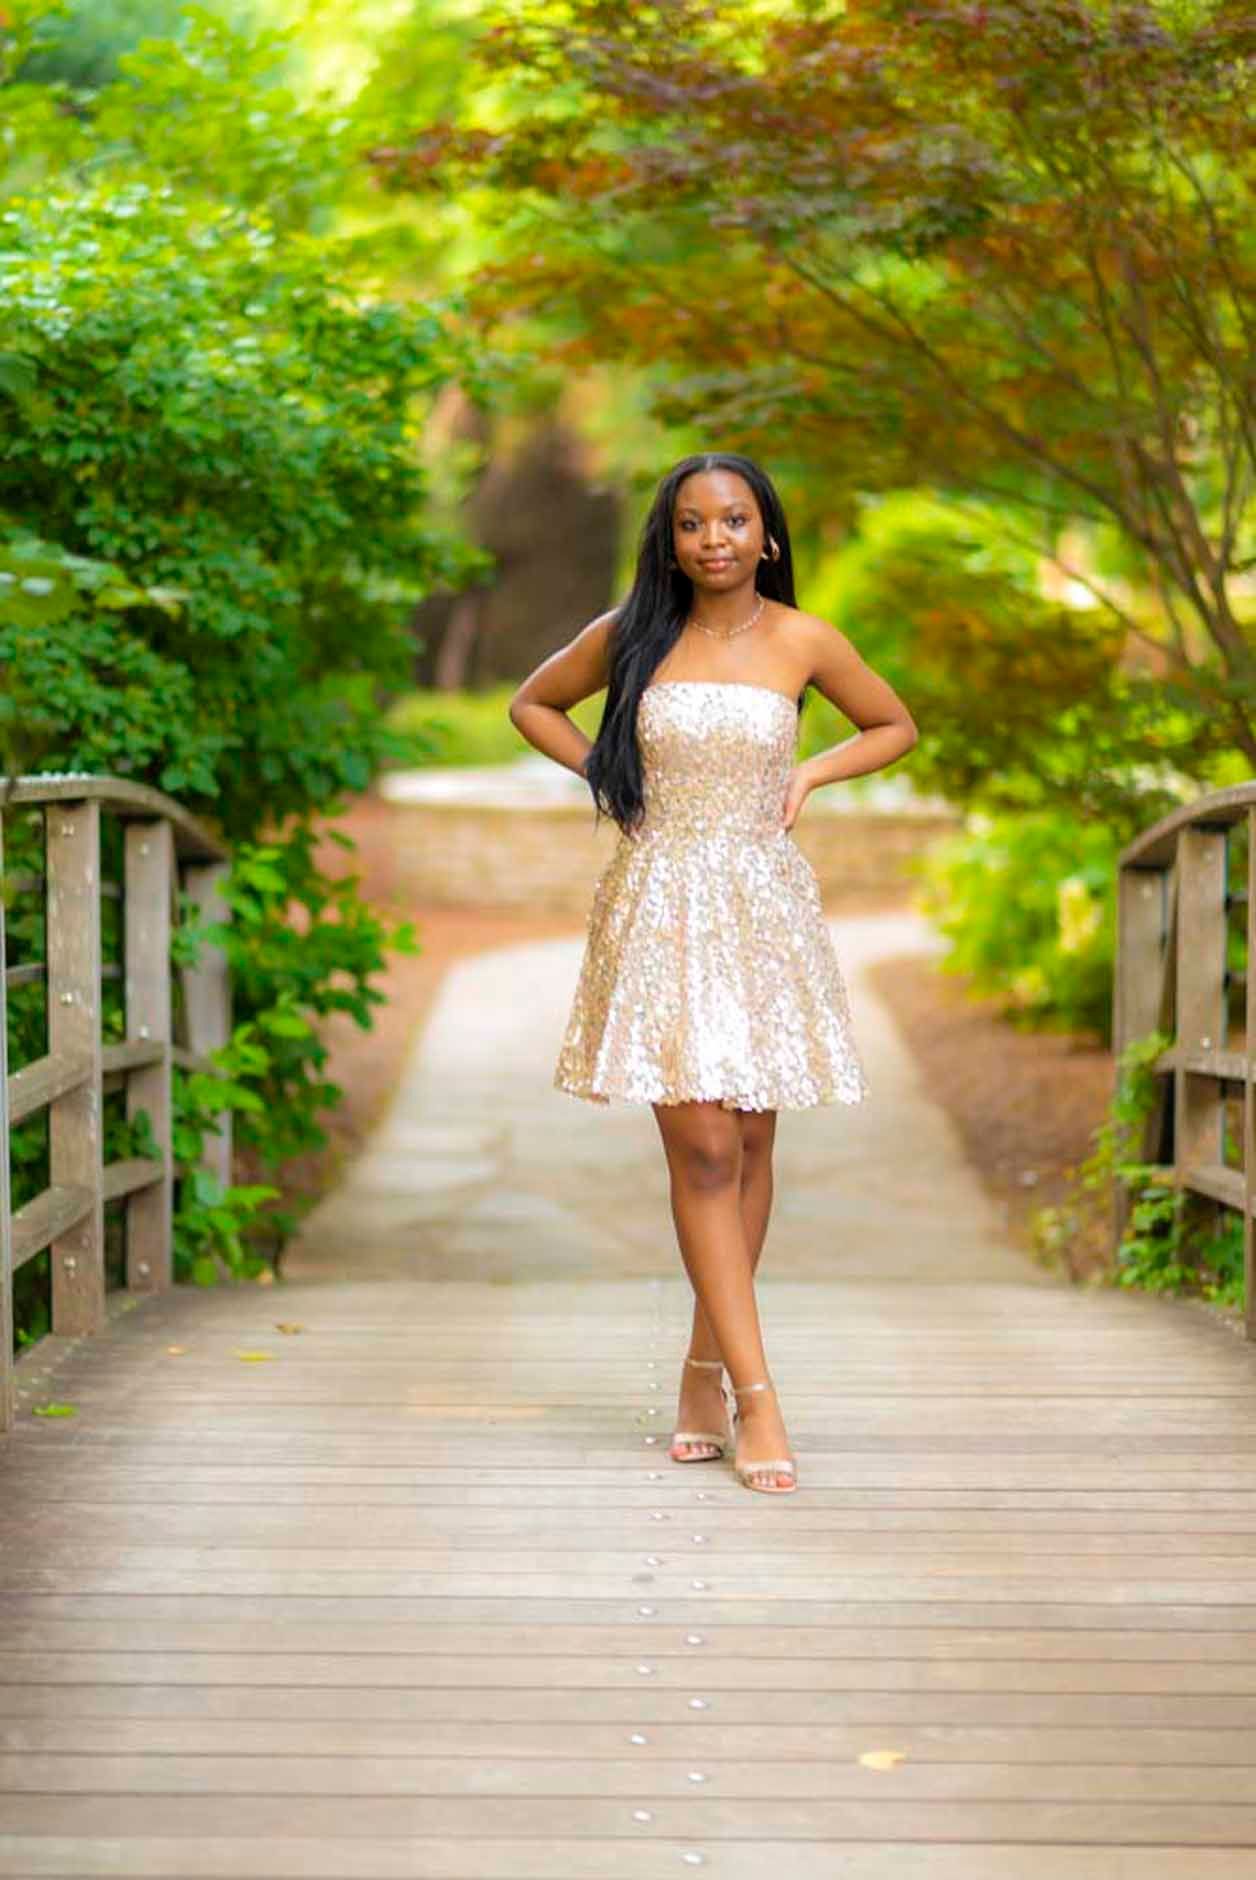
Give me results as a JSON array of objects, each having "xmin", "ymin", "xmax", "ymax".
[
  {"xmin": 0, "ymin": 0, "xmax": 484, "ymax": 1342},
  {"xmin": 3, "ymin": 0, "xmax": 1251, "ymax": 1339}
]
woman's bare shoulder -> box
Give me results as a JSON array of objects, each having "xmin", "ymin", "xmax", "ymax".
[{"xmin": 768, "ymin": 601, "xmax": 860, "ymax": 679}]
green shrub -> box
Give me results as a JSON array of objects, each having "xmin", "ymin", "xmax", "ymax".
[
  {"xmin": 1031, "ymin": 1029, "xmax": 1245, "ymax": 1310},
  {"xmin": 0, "ymin": 183, "xmax": 475, "ymax": 834},
  {"xmin": 914, "ymin": 808, "xmax": 1117, "ymax": 1037},
  {"xmin": 0, "ymin": 8, "xmax": 470, "ymax": 1341},
  {"xmin": 385, "ymin": 685, "xmax": 606, "ymax": 769}
]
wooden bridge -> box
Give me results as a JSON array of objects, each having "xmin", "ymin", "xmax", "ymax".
[{"xmin": 2, "ymin": 776, "xmax": 1256, "ymax": 1876}]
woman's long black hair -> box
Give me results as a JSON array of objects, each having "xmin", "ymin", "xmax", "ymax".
[{"xmin": 584, "ymin": 451, "xmax": 798, "ymax": 834}]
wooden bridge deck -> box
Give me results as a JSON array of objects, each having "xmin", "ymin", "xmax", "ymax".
[{"xmin": 3, "ymin": 1267, "xmax": 1256, "ymax": 1877}]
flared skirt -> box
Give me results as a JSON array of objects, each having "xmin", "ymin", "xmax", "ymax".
[{"xmin": 553, "ymin": 828, "xmax": 870, "ymax": 1111}]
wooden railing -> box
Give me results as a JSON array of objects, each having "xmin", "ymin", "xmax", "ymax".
[
  {"xmin": 0, "ymin": 775, "xmax": 231, "ymax": 1429},
  {"xmin": 1116, "ymin": 781, "xmax": 1255, "ymax": 1337}
]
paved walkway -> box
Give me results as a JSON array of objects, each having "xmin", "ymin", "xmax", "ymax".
[
  {"xmin": 4, "ymin": 911, "xmax": 1256, "ymax": 1875},
  {"xmin": 284, "ymin": 912, "xmax": 1050, "ymax": 1287}
]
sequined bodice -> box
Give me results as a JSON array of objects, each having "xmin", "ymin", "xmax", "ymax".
[{"xmin": 635, "ymin": 680, "xmax": 798, "ymax": 842}]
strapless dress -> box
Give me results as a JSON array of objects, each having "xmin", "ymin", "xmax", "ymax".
[{"xmin": 553, "ymin": 680, "xmax": 870, "ymax": 1111}]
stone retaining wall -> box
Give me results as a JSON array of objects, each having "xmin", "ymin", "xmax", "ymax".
[{"xmin": 383, "ymin": 799, "xmax": 961, "ymax": 914}]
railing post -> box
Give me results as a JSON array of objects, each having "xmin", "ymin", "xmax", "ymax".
[
  {"xmin": 181, "ymin": 860, "xmax": 233, "ymax": 1186},
  {"xmin": 1115, "ymin": 865, "xmax": 1167, "ymax": 1056},
  {"xmin": 46, "ymin": 799, "xmax": 105, "ymax": 1335},
  {"xmin": 125, "ymin": 818, "xmax": 174, "ymax": 1293},
  {"xmin": 0, "ymin": 812, "xmax": 14, "ymax": 1431},
  {"xmin": 1174, "ymin": 825, "xmax": 1227, "ymax": 1210},
  {"xmin": 1113, "ymin": 861, "xmax": 1168, "ymax": 1241}
]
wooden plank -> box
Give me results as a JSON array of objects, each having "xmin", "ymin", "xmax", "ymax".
[
  {"xmin": 2, "ymin": 774, "xmax": 225, "ymax": 863},
  {"xmin": 1120, "ymin": 779, "xmax": 1256, "ymax": 869},
  {"xmin": 1174, "ymin": 827, "xmax": 1229, "ymax": 1265},
  {"xmin": 7, "ymin": 1648, "xmax": 1256, "ymax": 1695},
  {"xmin": 10, "ymin": 1568, "xmax": 1256, "ymax": 1605},
  {"xmin": 101, "ymin": 1157, "xmax": 165, "ymax": 1205},
  {"xmin": 124, "ymin": 818, "xmax": 174, "ymax": 1292},
  {"xmin": 1142, "ymin": 864, "xmax": 1180, "ymax": 1168},
  {"xmin": 10, "ymin": 1183, "xmax": 95, "ymax": 1270},
  {"xmin": 6, "ymin": 1047, "xmax": 93, "ymax": 1125},
  {"xmin": 19, "ymin": 1508, "xmax": 1256, "ymax": 1554},
  {"xmin": 170, "ymin": 1044, "xmax": 217, "ymax": 1075},
  {"xmin": 5, "ymin": 1791, "xmax": 1256, "ymax": 1843},
  {"xmin": 1182, "ymin": 1162, "xmax": 1246, "ymax": 1211},
  {"xmin": 12, "ymin": 1676, "xmax": 1256, "ymax": 1725},
  {"xmin": 1156, "ymin": 1046, "xmax": 1248, "ymax": 1081},
  {"xmin": 100, "ymin": 1039, "xmax": 165, "ymax": 1076},
  {"xmin": 7, "ymin": 1713, "xmax": 1256, "ymax": 1766},
  {"xmin": 3, "ymin": 958, "xmax": 44, "ymax": 986},
  {"xmin": 1115, "ymin": 864, "xmax": 1165, "ymax": 1054},
  {"xmin": 8, "ymin": 1749, "xmax": 1256, "ymax": 1802},
  {"xmin": 44, "ymin": 798, "xmax": 105, "ymax": 1336},
  {"xmin": 179, "ymin": 859, "xmax": 232, "ymax": 1188},
  {"xmin": 0, "ymin": 1836, "xmax": 1253, "ymax": 1880},
  {"xmin": 9, "ymin": 1617, "xmax": 1256, "ymax": 1659}
]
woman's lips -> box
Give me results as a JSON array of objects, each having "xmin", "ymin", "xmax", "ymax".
[{"xmin": 701, "ymin": 559, "xmax": 733, "ymax": 570}]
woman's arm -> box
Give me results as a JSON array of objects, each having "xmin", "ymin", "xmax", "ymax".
[
  {"xmin": 507, "ymin": 610, "xmax": 617, "ymax": 778},
  {"xmin": 784, "ymin": 616, "xmax": 918, "ymax": 829}
]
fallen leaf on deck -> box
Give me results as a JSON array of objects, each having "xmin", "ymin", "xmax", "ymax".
[
  {"xmin": 32, "ymin": 1402, "xmax": 76, "ymax": 1418},
  {"xmin": 274, "ymin": 1323, "xmax": 304, "ymax": 1334},
  {"xmin": 166, "ymin": 1345, "xmax": 188, "ymax": 1356},
  {"xmin": 233, "ymin": 1349, "xmax": 275, "ymax": 1362},
  {"xmin": 858, "ymin": 1748, "xmax": 907, "ymax": 1770}
]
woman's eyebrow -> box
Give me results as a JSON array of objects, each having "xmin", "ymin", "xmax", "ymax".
[{"xmin": 676, "ymin": 503, "xmax": 747, "ymax": 516}]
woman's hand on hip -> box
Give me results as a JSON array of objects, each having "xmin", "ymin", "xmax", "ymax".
[{"xmin": 783, "ymin": 762, "xmax": 817, "ymax": 832}]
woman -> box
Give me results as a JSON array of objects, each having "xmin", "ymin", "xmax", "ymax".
[{"xmin": 509, "ymin": 451, "xmax": 918, "ymax": 1494}]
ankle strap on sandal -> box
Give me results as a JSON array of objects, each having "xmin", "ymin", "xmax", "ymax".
[
  {"xmin": 732, "ymin": 1378, "xmax": 774, "ymax": 1396},
  {"xmin": 684, "ymin": 1356, "xmax": 724, "ymax": 1370}
]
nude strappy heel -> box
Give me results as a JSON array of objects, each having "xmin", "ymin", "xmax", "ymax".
[
  {"xmin": 731, "ymin": 1378, "xmax": 797, "ymax": 1493},
  {"xmin": 669, "ymin": 1356, "xmax": 733, "ymax": 1463}
]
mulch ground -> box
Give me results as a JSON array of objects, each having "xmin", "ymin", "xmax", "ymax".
[
  {"xmin": 259, "ymin": 792, "xmax": 1115, "ymax": 1281},
  {"xmin": 865, "ymin": 950, "xmax": 1114, "ymax": 1276}
]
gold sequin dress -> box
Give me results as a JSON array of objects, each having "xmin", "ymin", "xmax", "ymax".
[{"xmin": 554, "ymin": 680, "xmax": 870, "ymax": 1112}]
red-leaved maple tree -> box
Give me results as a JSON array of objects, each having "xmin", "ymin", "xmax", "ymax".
[{"xmin": 372, "ymin": 0, "xmax": 1255, "ymax": 771}]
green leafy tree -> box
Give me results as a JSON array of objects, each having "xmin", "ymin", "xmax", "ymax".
[
  {"xmin": 1, "ymin": 180, "xmax": 472, "ymax": 830},
  {"xmin": 374, "ymin": 0, "xmax": 1256, "ymax": 793},
  {"xmin": 0, "ymin": 3, "xmax": 478, "ymax": 1322}
]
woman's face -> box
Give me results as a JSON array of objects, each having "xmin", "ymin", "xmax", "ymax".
[{"xmin": 671, "ymin": 469, "xmax": 766, "ymax": 593}]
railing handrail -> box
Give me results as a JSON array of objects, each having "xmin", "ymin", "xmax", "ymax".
[
  {"xmin": 1119, "ymin": 781, "xmax": 1256, "ymax": 870},
  {"xmin": 0, "ymin": 772, "xmax": 227, "ymax": 863}
]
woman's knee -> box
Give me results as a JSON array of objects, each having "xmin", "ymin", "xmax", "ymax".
[
  {"xmin": 667, "ymin": 1125, "xmax": 741, "ymax": 1193},
  {"xmin": 740, "ymin": 1110, "xmax": 777, "ymax": 1172}
]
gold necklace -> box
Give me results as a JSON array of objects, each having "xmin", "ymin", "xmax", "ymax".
[{"xmin": 685, "ymin": 591, "xmax": 765, "ymax": 641}]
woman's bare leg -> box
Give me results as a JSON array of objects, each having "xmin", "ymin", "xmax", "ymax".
[
  {"xmin": 656, "ymin": 1101, "xmax": 793, "ymax": 1486},
  {"xmin": 685, "ymin": 1107, "xmax": 776, "ymax": 1359}
]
